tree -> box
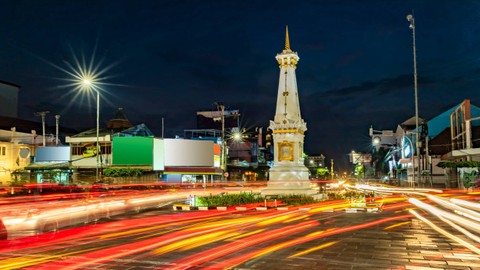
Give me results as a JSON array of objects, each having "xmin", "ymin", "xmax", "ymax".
[{"xmin": 315, "ymin": 167, "xmax": 330, "ymax": 179}]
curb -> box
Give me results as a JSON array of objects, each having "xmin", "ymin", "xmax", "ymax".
[
  {"xmin": 173, "ymin": 204, "xmax": 194, "ymax": 211},
  {"xmin": 345, "ymin": 207, "xmax": 381, "ymax": 213},
  {"xmin": 173, "ymin": 205, "xmax": 332, "ymax": 212}
]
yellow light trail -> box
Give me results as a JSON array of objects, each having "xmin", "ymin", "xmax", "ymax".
[
  {"xmin": 227, "ymin": 229, "xmax": 265, "ymax": 241},
  {"xmin": 309, "ymin": 202, "xmax": 351, "ymax": 214},
  {"xmin": 184, "ymin": 216, "xmax": 260, "ymax": 231},
  {"xmin": 153, "ymin": 230, "xmax": 238, "ymax": 255},
  {"xmin": 0, "ymin": 247, "xmax": 99, "ymax": 270},
  {"xmin": 383, "ymin": 221, "xmax": 411, "ymax": 230},
  {"xmin": 256, "ymin": 214, "xmax": 304, "ymax": 226},
  {"xmin": 99, "ymin": 223, "xmax": 172, "ymax": 239},
  {"xmin": 288, "ymin": 241, "xmax": 338, "ymax": 258}
]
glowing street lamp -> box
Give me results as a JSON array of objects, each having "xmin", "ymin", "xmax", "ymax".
[
  {"xmin": 372, "ymin": 136, "xmax": 381, "ymax": 146},
  {"xmin": 229, "ymin": 127, "xmax": 244, "ymax": 143},
  {"xmin": 232, "ymin": 132, "xmax": 242, "ymax": 142}
]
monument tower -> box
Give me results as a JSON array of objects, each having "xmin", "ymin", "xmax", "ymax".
[{"xmin": 262, "ymin": 26, "xmax": 316, "ymax": 196}]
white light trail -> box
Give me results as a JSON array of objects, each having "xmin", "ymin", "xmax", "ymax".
[
  {"xmin": 408, "ymin": 198, "xmax": 480, "ymax": 234},
  {"xmin": 409, "ymin": 209, "xmax": 480, "ymax": 255}
]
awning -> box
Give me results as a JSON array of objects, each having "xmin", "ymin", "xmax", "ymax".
[
  {"xmin": 24, "ymin": 162, "xmax": 71, "ymax": 170},
  {"xmin": 108, "ymin": 165, "xmax": 153, "ymax": 170},
  {"xmin": 164, "ymin": 167, "xmax": 223, "ymax": 175}
]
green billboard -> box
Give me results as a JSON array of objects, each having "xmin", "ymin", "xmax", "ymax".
[{"xmin": 112, "ymin": 137, "xmax": 153, "ymax": 165}]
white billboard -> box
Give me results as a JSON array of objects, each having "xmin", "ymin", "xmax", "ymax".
[
  {"xmin": 153, "ymin": 138, "xmax": 164, "ymax": 171},
  {"xmin": 164, "ymin": 139, "xmax": 213, "ymax": 167},
  {"xmin": 349, "ymin": 152, "xmax": 372, "ymax": 163}
]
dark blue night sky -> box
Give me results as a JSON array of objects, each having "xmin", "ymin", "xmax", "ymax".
[{"xmin": 1, "ymin": 0, "xmax": 480, "ymax": 170}]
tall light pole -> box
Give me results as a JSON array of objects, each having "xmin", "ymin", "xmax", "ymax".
[
  {"xmin": 407, "ymin": 13, "xmax": 420, "ymax": 186},
  {"xmin": 82, "ymin": 78, "xmax": 100, "ymax": 182},
  {"xmin": 214, "ymin": 102, "xmax": 226, "ymax": 181}
]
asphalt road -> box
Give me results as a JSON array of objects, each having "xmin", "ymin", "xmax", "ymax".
[{"xmin": 0, "ymin": 192, "xmax": 479, "ymax": 270}]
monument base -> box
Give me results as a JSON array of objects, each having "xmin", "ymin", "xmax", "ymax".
[{"xmin": 262, "ymin": 164, "xmax": 317, "ymax": 196}]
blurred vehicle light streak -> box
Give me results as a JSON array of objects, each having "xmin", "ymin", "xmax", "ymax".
[
  {"xmin": 288, "ymin": 241, "xmax": 338, "ymax": 258},
  {"xmin": 409, "ymin": 209, "xmax": 480, "ymax": 255},
  {"xmin": 408, "ymin": 198, "xmax": 480, "ymax": 234},
  {"xmin": 427, "ymin": 195, "xmax": 480, "ymax": 221},
  {"xmin": 451, "ymin": 198, "xmax": 480, "ymax": 211},
  {"xmin": 203, "ymin": 214, "xmax": 412, "ymax": 269},
  {"xmin": 153, "ymin": 230, "xmax": 238, "ymax": 255},
  {"xmin": 168, "ymin": 220, "xmax": 320, "ymax": 270}
]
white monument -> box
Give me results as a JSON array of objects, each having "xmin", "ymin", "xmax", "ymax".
[{"xmin": 262, "ymin": 26, "xmax": 316, "ymax": 196}]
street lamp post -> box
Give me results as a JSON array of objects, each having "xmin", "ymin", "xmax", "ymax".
[
  {"xmin": 95, "ymin": 89, "xmax": 100, "ymax": 182},
  {"xmin": 82, "ymin": 79, "xmax": 100, "ymax": 182},
  {"xmin": 407, "ymin": 13, "xmax": 421, "ymax": 186}
]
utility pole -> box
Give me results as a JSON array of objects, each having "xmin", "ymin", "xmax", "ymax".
[
  {"xmin": 55, "ymin": 115, "xmax": 60, "ymax": 145},
  {"xmin": 161, "ymin": 117, "xmax": 164, "ymax": 139},
  {"xmin": 35, "ymin": 111, "xmax": 50, "ymax": 147},
  {"xmin": 214, "ymin": 102, "xmax": 226, "ymax": 181}
]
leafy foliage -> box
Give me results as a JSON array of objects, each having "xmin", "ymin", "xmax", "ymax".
[
  {"xmin": 103, "ymin": 168, "xmax": 144, "ymax": 177},
  {"xmin": 10, "ymin": 169, "xmax": 30, "ymax": 186},
  {"xmin": 277, "ymin": 194, "xmax": 317, "ymax": 206},
  {"xmin": 314, "ymin": 167, "xmax": 330, "ymax": 179},
  {"xmin": 196, "ymin": 192, "xmax": 264, "ymax": 207},
  {"xmin": 326, "ymin": 190, "xmax": 375, "ymax": 200},
  {"xmin": 437, "ymin": 160, "xmax": 480, "ymax": 168}
]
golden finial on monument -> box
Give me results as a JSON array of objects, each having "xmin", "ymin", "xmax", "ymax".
[{"xmin": 285, "ymin": 25, "xmax": 290, "ymax": 51}]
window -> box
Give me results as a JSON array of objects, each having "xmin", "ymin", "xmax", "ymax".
[
  {"xmin": 0, "ymin": 146, "xmax": 6, "ymax": 156},
  {"xmin": 71, "ymin": 145, "xmax": 84, "ymax": 156},
  {"xmin": 71, "ymin": 143, "xmax": 112, "ymax": 156}
]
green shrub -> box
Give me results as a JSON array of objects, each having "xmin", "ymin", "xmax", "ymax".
[
  {"xmin": 196, "ymin": 192, "xmax": 264, "ymax": 207},
  {"xmin": 278, "ymin": 194, "xmax": 317, "ymax": 206},
  {"xmin": 326, "ymin": 192, "xmax": 344, "ymax": 200},
  {"xmin": 326, "ymin": 190, "xmax": 374, "ymax": 201},
  {"xmin": 196, "ymin": 193, "xmax": 319, "ymax": 207},
  {"xmin": 103, "ymin": 168, "xmax": 144, "ymax": 177}
]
